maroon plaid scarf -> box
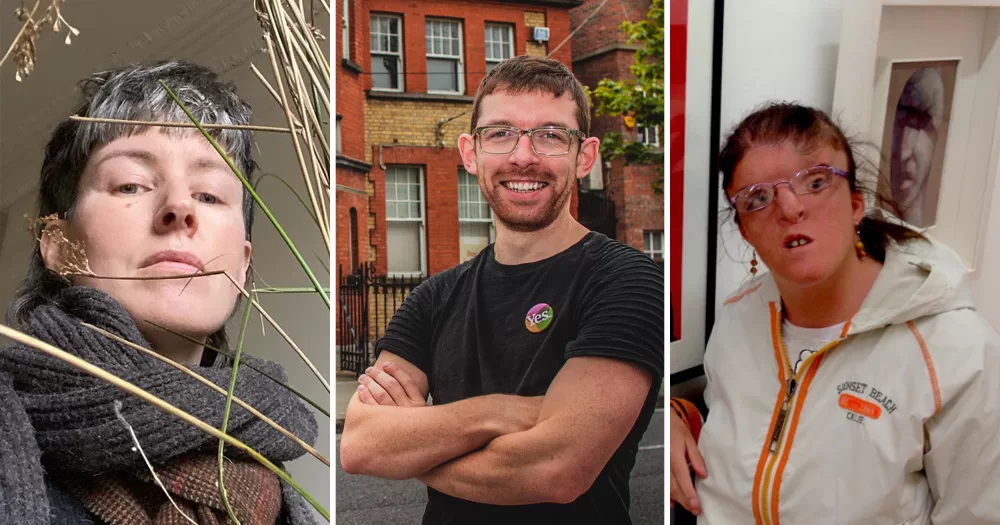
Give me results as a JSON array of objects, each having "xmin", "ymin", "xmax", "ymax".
[{"xmin": 68, "ymin": 452, "xmax": 282, "ymax": 525}]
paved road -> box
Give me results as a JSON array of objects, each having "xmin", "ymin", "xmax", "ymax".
[{"xmin": 335, "ymin": 409, "xmax": 664, "ymax": 524}]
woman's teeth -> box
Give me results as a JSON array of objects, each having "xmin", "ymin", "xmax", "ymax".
[
  {"xmin": 503, "ymin": 181, "xmax": 547, "ymax": 193},
  {"xmin": 788, "ymin": 239, "xmax": 811, "ymax": 248}
]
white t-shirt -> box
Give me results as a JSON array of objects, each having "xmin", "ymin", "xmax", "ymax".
[{"xmin": 782, "ymin": 319, "xmax": 846, "ymax": 375}]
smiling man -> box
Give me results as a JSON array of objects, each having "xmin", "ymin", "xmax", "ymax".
[{"xmin": 339, "ymin": 56, "xmax": 664, "ymax": 523}]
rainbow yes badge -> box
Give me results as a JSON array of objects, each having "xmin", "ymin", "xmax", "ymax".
[{"xmin": 525, "ymin": 303, "xmax": 554, "ymax": 333}]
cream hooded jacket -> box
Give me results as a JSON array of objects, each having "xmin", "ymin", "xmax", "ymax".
[{"xmin": 693, "ymin": 236, "xmax": 1000, "ymax": 525}]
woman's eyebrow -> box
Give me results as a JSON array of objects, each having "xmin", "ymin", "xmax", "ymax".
[
  {"xmin": 93, "ymin": 149, "xmax": 157, "ymax": 171},
  {"xmin": 190, "ymin": 156, "xmax": 233, "ymax": 174}
]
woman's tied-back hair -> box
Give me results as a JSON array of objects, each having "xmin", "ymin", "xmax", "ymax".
[
  {"xmin": 8, "ymin": 60, "xmax": 258, "ymax": 360},
  {"xmin": 469, "ymin": 55, "xmax": 592, "ymax": 136},
  {"xmin": 718, "ymin": 102, "xmax": 923, "ymax": 263}
]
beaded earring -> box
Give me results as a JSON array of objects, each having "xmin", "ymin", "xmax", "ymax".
[{"xmin": 855, "ymin": 223, "xmax": 867, "ymax": 259}]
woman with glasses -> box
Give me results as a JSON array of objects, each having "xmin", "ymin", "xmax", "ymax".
[{"xmin": 670, "ymin": 102, "xmax": 1000, "ymax": 524}]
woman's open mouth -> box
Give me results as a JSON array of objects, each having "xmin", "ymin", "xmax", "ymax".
[{"xmin": 785, "ymin": 235, "xmax": 813, "ymax": 250}]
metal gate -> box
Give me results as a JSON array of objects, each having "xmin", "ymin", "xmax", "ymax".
[
  {"xmin": 577, "ymin": 190, "xmax": 617, "ymax": 239},
  {"xmin": 337, "ymin": 263, "xmax": 426, "ymax": 376},
  {"xmin": 338, "ymin": 263, "xmax": 370, "ymax": 376}
]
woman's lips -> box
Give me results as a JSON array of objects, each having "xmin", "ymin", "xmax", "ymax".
[{"xmin": 140, "ymin": 250, "xmax": 205, "ymax": 273}]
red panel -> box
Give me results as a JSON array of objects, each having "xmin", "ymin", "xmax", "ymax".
[{"xmin": 669, "ymin": 0, "xmax": 687, "ymax": 341}]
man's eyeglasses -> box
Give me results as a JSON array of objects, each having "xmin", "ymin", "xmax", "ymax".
[
  {"xmin": 474, "ymin": 126, "xmax": 585, "ymax": 157},
  {"xmin": 728, "ymin": 165, "xmax": 850, "ymax": 213}
]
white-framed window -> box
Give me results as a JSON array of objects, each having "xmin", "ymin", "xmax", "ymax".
[
  {"xmin": 643, "ymin": 230, "xmax": 664, "ymax": 262},
  {"xmin": 425, "ymin": 18, "xmax": 464, "ymax": 94},
  {"xmin": 484, "ymin": 23, "xmax": 513, "ymax": 74},
  {"xmin": 637, "ymin": 123, "xmax": 660, "ymax": 147},
  {"xmin": 370, "ymin": 14, "xmax": 403, "ymax": 91},
  {"xmin": 385, "ymin": 166, "xmax": 425, "ymax": 276},
  {"xmin": 458, "ymin": 168, "xmax": 494, "ymax": 262},
  {"xmin": 341, "ymin": 0, "xmax": 349, "ymax": 59}
]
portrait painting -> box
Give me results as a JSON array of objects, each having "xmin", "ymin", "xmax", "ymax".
[{"xmin": 879, "ymin": 60, "xmax": 958, "ymax": 228}]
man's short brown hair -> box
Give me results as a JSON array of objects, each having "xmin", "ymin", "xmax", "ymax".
[{"xmin": 469, "ymin": 56, "xmax": 591, "ymax": 136}]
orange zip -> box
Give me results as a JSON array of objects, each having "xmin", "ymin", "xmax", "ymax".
[
  {"xmin": 772, "ymin": 354, "xmax": 825, "ymax": 525},
  {"xmin": 754, "ymin": 303, "xmax": 852, "ymax": 525}
]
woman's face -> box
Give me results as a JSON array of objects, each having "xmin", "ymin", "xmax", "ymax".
[
  {"xmin": 49, "ymin": 128, "xmax": 251, "ymax": 342},
  {"xmin": 731, "ymin": 141, "xmax": 864, "ymax": 287}
]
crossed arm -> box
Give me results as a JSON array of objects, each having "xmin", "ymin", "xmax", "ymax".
[
  {"xmin": 339, "ymin": 351, "xmax": 541, "ymax": 481},
  {"xmin": 338, "ymin": 350, "xmax": 653, "ymax": 505}
]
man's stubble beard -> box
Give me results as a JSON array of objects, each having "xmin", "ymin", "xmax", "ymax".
[{"xmin": 478, "ymin": 161, "xmax": 576, "ymax": 233}]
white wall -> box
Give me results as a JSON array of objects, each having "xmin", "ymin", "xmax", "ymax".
[
  {"xmin": 971, "ymin": 172, "xmax": 1000, "ymax": 328},
  {"xmin": 713, "ymin": 1, "xmax": 1000, "ymax": 328}
]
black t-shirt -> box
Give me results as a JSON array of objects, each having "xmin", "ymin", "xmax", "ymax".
[{"xmin": 376, "ymin": 232, "xmax": 664, "ymax": 524}]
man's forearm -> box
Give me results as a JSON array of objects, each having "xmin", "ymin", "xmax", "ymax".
[
  {"xmin": 417, "ymin": 418, "xmax": 595, "ymax": 506},
  {"xmin": 340, "ymin": 393, "xmax": 536, "ymax": 480}
]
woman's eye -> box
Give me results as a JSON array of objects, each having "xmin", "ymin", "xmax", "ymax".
[
  {"xmin": 196, "ymin": 193, "xmax": 219, "ymax": 204},
  {"xmin": 116, "ymin": 183, "xmax": 142, "ymax": 195},
  {"xmin": 748, "ymin": 191, "xmax": 769, "ymax": 206}
]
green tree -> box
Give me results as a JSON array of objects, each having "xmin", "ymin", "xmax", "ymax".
[{"xmin": 591, "ymin": 0, "xmax": 664, "ymax": 192}]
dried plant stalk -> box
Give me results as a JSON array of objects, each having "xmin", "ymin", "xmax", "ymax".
[
  {"xmin": 68, "ymin": 115, "xmax": 294, "ymax": 134},
  {"xmin": 253, "ymin": 0, "xmax": 331, "ymax": 253},
  {"xmin": 28, "ymin": 214, "xmax": 94, "ymax": 277},
  {"xmin": 0, "ymin": 0, "xmax": 81, "ymax": 81}
]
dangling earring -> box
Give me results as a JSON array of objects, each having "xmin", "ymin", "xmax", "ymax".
[
  {"xmin": 855, "ymin": 223, "xmax": 867, "ymax": 260},
  {"xmin": 750, "ymin": 250, "xmax": 759, "ymax": 275}
]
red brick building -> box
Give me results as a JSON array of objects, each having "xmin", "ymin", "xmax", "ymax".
[
  {"xmin": 335, "ymin": 0, "xmax": 584, "ymax": 368},
  {"xmin": 570, "ymin": 0, "xmax": 664, "ymax": 264},
  {"xmin": 336, "ymin": 0, "xmax": 371, "ymax": 278}
]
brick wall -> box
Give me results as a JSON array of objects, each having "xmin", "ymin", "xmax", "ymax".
[
  {"xmin": 614, "ymin": 164, "xmax": 664, "ymax": 248},
  {"xmin": 337, "ymin": 0, "xmax": 367, "ymax": 162},
  {"xmin": 363, "ymin": 98, "xmax": 471, "ymax": 164},
  {"xmin": 570, "ymin": 0, "xmax": 650, "ymax": 60},
  {"xmin": 524, "ymin": 11, "xmax": 547, "ymax": 56},
  {"xmin": 573, "ymin": 50, "xmax": 634, "ymax": 101},
  {"xmin": 335, "ymin": 171, "xmax": 370, "ymax": 273}
]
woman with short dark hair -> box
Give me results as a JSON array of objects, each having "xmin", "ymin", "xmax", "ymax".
[{"xmin": 0, "ymin": 60, "xmax": 319, "ymax": 525}]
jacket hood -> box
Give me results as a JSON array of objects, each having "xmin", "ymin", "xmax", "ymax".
[{"xmin": 848, "ymin": 225, "xmax": 976, "ymax": 335}]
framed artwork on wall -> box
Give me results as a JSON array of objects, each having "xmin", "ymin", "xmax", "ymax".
[
  {"xmin": 877, "ymin": 59, "xmax": 958, "ymax": 229},
  {"xmin": 669, "ymin": 0, "xmax": 723, "ymax": 383},
  {"xmin": 833, "ymin": 0, "xmax": 1000, "ymax": 276}
]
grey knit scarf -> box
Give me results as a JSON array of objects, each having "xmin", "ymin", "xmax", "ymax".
[{"xmin": 0, "ymin": 286, "xmax": 320, "ymax": 525}]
